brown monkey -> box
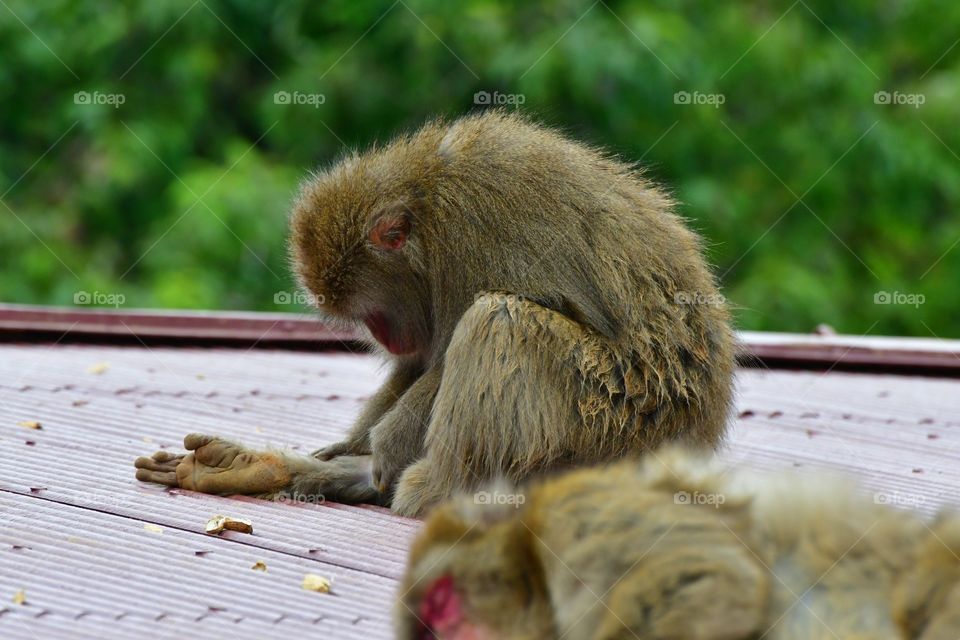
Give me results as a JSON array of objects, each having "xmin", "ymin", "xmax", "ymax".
[
  {"xmin": 135, "ymin": 111, "xmax": 735, "ymax": 516},
  {"xmin": 398, "ymin": 448, "xmax": 960, "ymax": 640}
]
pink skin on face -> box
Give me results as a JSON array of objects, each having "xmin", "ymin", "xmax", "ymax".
[
  {"xmin": 364, "ymin": 311, "xmax": 417, "ymax": 355},
  {"xmin": 417, "ymin": 575, "xmax": 496, "ymax": 640}
]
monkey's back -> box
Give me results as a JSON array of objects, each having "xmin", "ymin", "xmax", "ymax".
[
  {"xmin": 523, "ymin": 450, "xmax": 958, "ymax": 639},
  {"xmin": 426, "ymin": 112, "xmax": 736, "ymax": 451}
]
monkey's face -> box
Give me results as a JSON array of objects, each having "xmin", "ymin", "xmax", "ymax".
[
  {"xmin": 397, "ymin": 504, "xmax": 555, "ymax": 639},
  {"xmin": 401, "ymin": 556, "xmax": 551, "ymax": 640},
  {"xmin": 289, "ymin": 162, "xmax": 432, "ymax": 357}
]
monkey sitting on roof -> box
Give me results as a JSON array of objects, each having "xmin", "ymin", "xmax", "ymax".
[{"xmin": 136, "ymin": 111, "xmax": 735, "ymax": 517}]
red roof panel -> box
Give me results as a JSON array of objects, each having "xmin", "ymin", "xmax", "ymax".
[{"xmin": 2, "ymin": 339, "xmax": 959, "ymax": 638}]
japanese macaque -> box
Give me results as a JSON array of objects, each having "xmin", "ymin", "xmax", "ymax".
[
  {"xmin": 397, "ymin": 448, "xmax": 960, "ymax": 640},
  {"xmin": 134, "ymin": 111, "xmax": 735, "ymax": 516}
]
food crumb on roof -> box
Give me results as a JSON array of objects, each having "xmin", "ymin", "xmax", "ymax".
[
  {"xmin": 87, "ymin": 362, "xmax": 110, "ymax": 374},
  {"xmin": 302, "ymin": 573, "xmax": 333, "ymax": 593}
]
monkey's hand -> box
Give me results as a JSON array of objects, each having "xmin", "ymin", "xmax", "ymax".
[
  {"xmin": 369, "ymin": 424, "xmax": 421, "ymax": 494},
  {"xmin": 311, "ymin": 437, "xmax": 369, "ymax": 461},
  {"xmin": 134, "ymin": 433, "xmax": 293, "ymax": 496}
]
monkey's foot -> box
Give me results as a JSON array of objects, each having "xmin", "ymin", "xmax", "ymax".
[
  {"xmin": 134, "ymin": 433, "xmax": 293, "ymax": 496},
  {"xmin": 391, "ymin": 459, "xmax": 446, "ymax": 517}
]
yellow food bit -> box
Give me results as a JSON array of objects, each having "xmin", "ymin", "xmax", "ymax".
[
  {"xmin": 205, "ymin": 515, "xmax": 227, "ymax": 534},
  {"xmin": 12, "ymin": 590, "xmax": 26, "ymax": 605},
  {"xmin": 17, "ymin": 420, "xmax": 42, "ymax": 430},
  {"xmin": 302, "ymin": 573, "xmax": 332, "ymax": 593},
  {"xmin": 223, "ymin": 517, "xmax": 254, "ymax": 534},
  {"xmin": 143, "ymin": 523, "xmax": 163, "ymax": 534},
  {"xmin": 87, "ymin": 362, "xmax": 110, "ymax": 374},
  {"xmin": 251, "ymin": 561, "xmax": 268, "ymax": 572},
  {"xmin": 205, "ymin": 515, "xmax": 253, "ymax": 535}
]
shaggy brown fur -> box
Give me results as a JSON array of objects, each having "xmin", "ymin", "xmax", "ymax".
[
  {"xmin": 135, "ymin": 111, "xmax": 735, "ymax": 516},
  {"xmin": 398, "ymin": 448, "xmax": 960, "ymax": 639}
]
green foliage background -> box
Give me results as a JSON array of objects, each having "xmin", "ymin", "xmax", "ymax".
[{"xmin": 1, "ymin": 0, "xmax": 958, "ymax": 336}]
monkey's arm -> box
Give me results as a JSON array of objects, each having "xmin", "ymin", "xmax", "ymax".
[
  {"xmin": 313, "ymin": 359, "xmax": 422, "ymax": 459},
  {"xmin": 134, "ymin": 434, "xmax": 384, "ymax": 505},
  {"xmin": 369, "ymin": 367, "xmax": 442, "ymax": 493}
]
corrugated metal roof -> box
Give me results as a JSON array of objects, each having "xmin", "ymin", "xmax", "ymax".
[{"xmin": 2, "ymin": 340, "xmax": 959, "ymax": 638}]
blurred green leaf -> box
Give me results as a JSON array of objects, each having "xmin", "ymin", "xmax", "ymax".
[{"xmin": 1, "ymin": 0, "xmax": 958, "ymax": 337}]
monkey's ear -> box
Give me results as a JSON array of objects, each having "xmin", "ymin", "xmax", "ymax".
[{"xmin": 368, "ymin": 206, "xmax": 411, "ymax": 251}]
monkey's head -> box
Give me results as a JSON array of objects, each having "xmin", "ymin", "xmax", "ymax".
[
  {"xmin": 289, "ymin": 131, "xmax": 444, "ymax": 356},
  {"xmin": 396, "ymin": 496, "xmax": 555, "ymax": 639},
  {"xmin": 289, "ymin": 110, "xmax": 647, "ymax": 357}
]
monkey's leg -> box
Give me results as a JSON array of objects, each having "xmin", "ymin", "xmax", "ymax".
[
  {"xmin": 135, "ymin": 434, "xmax": 383, "ymax": 504},
  {"xmin": 368, "ymin": 367, "xmax": 442, "ymax": 493},
  {"xmin": 313, "ymin": 359, "xmax": 423, "ymax": 460},
  {"xmin": 391, "ymin": 293, "xmax": 612, "ymax": 517}
]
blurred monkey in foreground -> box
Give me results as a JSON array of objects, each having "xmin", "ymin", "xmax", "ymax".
[
  {"xmin": 136, "ymin": 111, "xmax": 734, "ymax": 516},
  {"xmin": 398, "ymin": 448, "xmax": 960, "ymax": 639}
]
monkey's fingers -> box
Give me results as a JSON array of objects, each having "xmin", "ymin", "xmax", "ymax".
[
  {"xmin": 134, "ymin": 464, "xmax": 180, "ymax": 487},
  {"xmin": 183, "ymin": 433, "xmax": 219, "ymax": 451},
  {"xmin": 134, "ymin": 453, "xmax": 183, "ymax": 472},
  {"xmin": 134, "ymin": 450, "xmax": 185, "ymax": 487},
  {"xmin": 372, "ymin": 456, "xmax": 400, "ymax": 494},
  {"xmin": 312, "ymin": 438, "xmax": 369, "ymax": 460},
  {"xmin": 184, "ymin": 434, "xmax": 246, "ymax": 468},
  {"xmin": 311, "ymin": 446, "xmax": 337, "ymax": 461},
  {"xmin": 150, "ymin": 451, "xmax": 183, "ymax": 464}
]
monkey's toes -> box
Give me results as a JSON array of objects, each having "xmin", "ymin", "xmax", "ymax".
[
  {"xmin": 183, "ymin": 433, "xmax": 219, "ymax": 451},
  {"xmin": 150, "ymin": 450, "xmax": 183, "ymax": 464},
  {"xmin": 134, "ymin": 451, "xmax": 184, "ymax": 470},
  {"xmin": 134, "ymin": 451, "xmax": 186, "ymax": 487},
  {"xmin": 134, "ymin": 468, "xmax": 179, "ymax": 486},
  {"xmin": 181, "ymin": 433, "xmax": 249, "ymax": 468}
]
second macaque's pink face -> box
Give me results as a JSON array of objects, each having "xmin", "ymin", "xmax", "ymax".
[{"xmin": 417, "ymin": 575, "xmax": 498, "ymax": 640}]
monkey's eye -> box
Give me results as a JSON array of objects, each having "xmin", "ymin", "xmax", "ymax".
[{"xmin": 368, "ymin": 212, "xmax": 410, "ymax": 251}]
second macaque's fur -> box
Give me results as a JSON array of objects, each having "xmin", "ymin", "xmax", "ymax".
[
  {"xmin": 136, "ymin": 111, "xmax": 734, "ymax": 516},
  {"xmin": 398, "ymin": 448, "xmax": 960, "ymax": 639}
]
